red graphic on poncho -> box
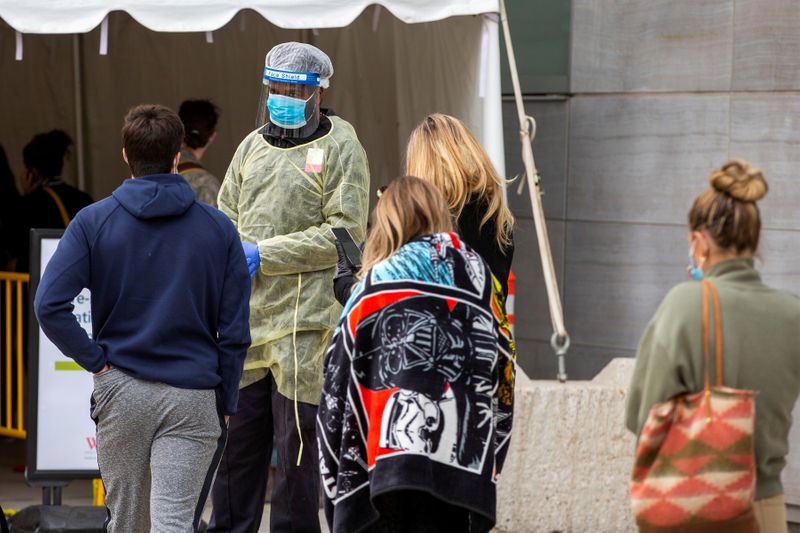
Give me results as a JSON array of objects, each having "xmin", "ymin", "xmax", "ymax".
[
  {"xmin": 347, "ymin": 290, "xmax": 421, "ymax": 337},
  {"xmin": 357, "ymin": 385, "xmax": 401, "ymax": 468}
]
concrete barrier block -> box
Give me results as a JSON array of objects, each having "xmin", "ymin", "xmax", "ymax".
[{"xmin": 496, "ymin": 358, "xmax": 636, "ymax": 533}]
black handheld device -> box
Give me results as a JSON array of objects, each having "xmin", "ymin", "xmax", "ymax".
[{"xmin": 330, "ymin": 227, "xmax": 362, "ymax": 268}]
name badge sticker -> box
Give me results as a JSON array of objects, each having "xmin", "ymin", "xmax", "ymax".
[{"xmin": 305, "ymin": 148, "xmax": 324, "ymax": 173}]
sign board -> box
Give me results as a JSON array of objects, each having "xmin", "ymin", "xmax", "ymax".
[{"xmin": 27, "ymin": 229, "xmax": 100, "ymax": 481}]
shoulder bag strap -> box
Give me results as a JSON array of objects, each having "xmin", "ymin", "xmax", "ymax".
[
  {"xmin": 701, "ymin": 281, "xmax": 711, "ymax": 391},
  {"xmin": 701, "ymin": 279, "xmax": 725, "ymax": 389},
  {"xmin": 708, "ymin": 280, "xmax": 724, "ymax": 386},
  {"xmin": 177, "ymin": 161, "xmax": 205, "ymax": 174},
  {"xmin": 42, "ymin": 185, "xmax": 71, "ymax": 228}
]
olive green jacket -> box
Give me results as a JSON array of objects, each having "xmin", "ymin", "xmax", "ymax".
[
  {"xmin": 179, "ymin": 149, "xmax": 220, "ymax": 207},
  {"xmin": 626, "ymin": 259, "xmax": 800, "ymax": 500}
]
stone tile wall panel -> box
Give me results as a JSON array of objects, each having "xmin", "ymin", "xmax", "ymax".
[
  {"xmin": 570, "ymin": 0, "xmax": 733, "ymax": 93},
  {"xmin": 732, "ymin": 0, "xmax": 800, "ymax": 91},
  {"xmin": 563, "ymin": 221, "xmax": 686, "ymax": 349},
  {"xmin": 567, "ymin": 95, "xmax": 729, "ymax": 224},
  {"xmin": 730, "ymin": 95, "xmax": 800, "ymax": 231},
  {"xmin": 503, "ymin": 100, "xmax": 569, "ymax": 220},
  {"xmin": 511, "ymin": 219, "xmax": 566, "ymax": 343}
]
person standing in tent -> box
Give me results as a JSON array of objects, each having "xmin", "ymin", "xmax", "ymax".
[
  {"xmin": 209, "ymin": 42, "xmax": 370, "ymax": 533},
  {"xmin": 178, "ymin": 99, "xmax": 222, "ymax": 207},
  {"xmin": 11, "ymin": 130, "xmax": 93, "ymax": 273}
]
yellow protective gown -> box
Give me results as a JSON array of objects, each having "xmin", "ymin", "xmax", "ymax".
[{"xmin": 218, "ymin": 116, "xmax": 370, "ymax": 404}]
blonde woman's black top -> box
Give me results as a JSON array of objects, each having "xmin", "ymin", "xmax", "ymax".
[{"xmin": 457, "ymin": 195, "xmax": 514, "ymax": 298}]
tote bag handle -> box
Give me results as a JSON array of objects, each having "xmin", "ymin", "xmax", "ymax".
[{"xmin": 700, "ymin": 280, "xmax": 725, "ymax": 423}]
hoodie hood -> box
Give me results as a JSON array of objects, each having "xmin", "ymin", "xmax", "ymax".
[{"xmin": 112, "ymin": 174, "xmax": 195, "ymax": 219}]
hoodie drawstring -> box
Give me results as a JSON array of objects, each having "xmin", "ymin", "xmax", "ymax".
[{"xmin": 292, "ymin": 272, "xmax": 303, "ymax": 466}]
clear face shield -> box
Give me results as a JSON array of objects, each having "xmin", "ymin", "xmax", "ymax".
[{"xmin": 256, "ymin": 67, "xmax": 324, "ymax": 139}]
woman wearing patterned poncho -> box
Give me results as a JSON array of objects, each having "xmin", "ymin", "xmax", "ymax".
[{"xmin": 317, "ymin": 176, "xmax": 515, "ymax": 533}]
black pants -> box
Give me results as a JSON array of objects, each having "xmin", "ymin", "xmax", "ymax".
[{"xmin": 208, "ymin": 374, "xmax": 321, "ymax": 533}]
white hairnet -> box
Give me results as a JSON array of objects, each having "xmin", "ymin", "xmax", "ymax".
[{"xmin": 265, "ymin": 42, "xmax": 333, "ymax": 88}]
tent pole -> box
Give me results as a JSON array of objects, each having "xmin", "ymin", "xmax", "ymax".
[
  {"xmin": 72, "ymin": 34, "xmax": 86, "ymax": 191},
  {"xmin": 498, "ymin": 0, "xmax": 569, "ymax": 381}
]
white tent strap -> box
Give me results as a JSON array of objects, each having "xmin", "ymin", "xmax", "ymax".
[
  {"xmin": 478, "ymin": 16, "xmax": 489, "ymax": 98},
  {"xmin": 15, "ymin": 31, "xmax": 22, "ymax": 60},
  {"xmin": 99, "ymin": 16, "xmax": 109, "ymax": 55},
  {"xmin": 206, "ymin": 31, "xmax": 214, "ymax": 43},
  {"xmin": 479, "ymin": 13, "xmax": 506, "ymax": 180},
  {"xmin": 478, "ymin": 13, "xmax": 499, "ymax": 99}
]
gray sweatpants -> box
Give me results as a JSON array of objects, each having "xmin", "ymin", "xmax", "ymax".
[{"xmin": 90, "ymin": 368, "xmax": 226, "ymax": 533}]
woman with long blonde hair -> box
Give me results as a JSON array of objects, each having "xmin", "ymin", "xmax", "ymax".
[
  {"xmin": 319, "ymin": 176, "xmax": 515, "ymax": 533},
  {"xmin": 406, "ymin": 113, "xmax": 515, "ymax": 296},
  {"xmin": 332, "ymin": 114, "xmax": 514, "ymax": 305}
]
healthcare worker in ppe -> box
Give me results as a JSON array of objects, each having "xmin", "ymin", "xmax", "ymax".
[{"xmin": 208, "ymin": 42, "xmax": 370, "ymax": 533}]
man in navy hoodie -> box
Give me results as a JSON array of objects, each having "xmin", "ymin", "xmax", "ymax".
[{"xmin": 34, "ymin": 104, "xmax": 251, "ymax": 533}]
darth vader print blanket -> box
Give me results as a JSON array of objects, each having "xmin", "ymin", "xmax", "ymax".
[{"xmin": 317, "ymin": 232, "xmax": 515, "ymax": 533}]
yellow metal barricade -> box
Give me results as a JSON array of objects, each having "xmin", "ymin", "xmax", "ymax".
[
  {"xmin": 93, "ymin": 478, "xmax": 105, "ymax": 506},
  {"xmin": 0, "ymin": 271, "xmax": 29, "ymax": 439}
]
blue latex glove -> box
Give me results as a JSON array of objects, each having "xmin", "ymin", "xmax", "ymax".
[{"xmin": 241, "ymin": 241, "xmax": 260, "ymax": 278}]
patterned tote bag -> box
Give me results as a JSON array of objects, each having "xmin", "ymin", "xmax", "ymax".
[{"xmin": 631, "ymin": 280, "xmax": 758, "ymax": 533}]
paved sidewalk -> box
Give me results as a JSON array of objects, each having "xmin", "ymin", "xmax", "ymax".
[
  {"xmin": 0, "ymin": 438, "xmax": 93, "ymax": 511},
  {"xmin": 1, "ymin": 439, "xmax": 328, "ymax": 532}
]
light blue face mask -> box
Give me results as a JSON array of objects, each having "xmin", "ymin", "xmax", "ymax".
[
  {"xmin": 267, "ymin": 93, "xmax": 313, "ymax": 129},
  {"xmin": 688, "ymin": 244, "xmax": 703, "ymax": 281}
]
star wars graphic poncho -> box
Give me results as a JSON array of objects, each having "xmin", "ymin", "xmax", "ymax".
[{"xmin": 317, "ymin": 232, "xmax": 515, "ymax": 533}]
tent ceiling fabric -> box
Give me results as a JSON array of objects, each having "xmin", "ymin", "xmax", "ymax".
[
  {"xmin": 0, "ymin": 9, "xmax": 505, "ymax": 202},
  {"xmin": 0, "ymin": 3, "xmax": 505, "ymax": 208},
  {"xmin": 0, "ymin": 1, "xmax": 498, "ymax": 33}
]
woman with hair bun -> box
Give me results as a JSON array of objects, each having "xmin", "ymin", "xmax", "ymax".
[{"xmin": 626, "ymin": 160, "xmax": 800, "ymax": 533}]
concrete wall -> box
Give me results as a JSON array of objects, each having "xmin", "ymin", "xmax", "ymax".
[{"xmin": 504, "ymin": 0, "xmax": 800, "ymax": 520}]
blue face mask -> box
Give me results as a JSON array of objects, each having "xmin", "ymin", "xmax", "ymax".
[
  {"xmin": 688, "ymin": 244, "xmax": 703, "ymax": 281},
  {"xmin": 267, "ymin": 93, "xmax": 312, "ymax": 129}
]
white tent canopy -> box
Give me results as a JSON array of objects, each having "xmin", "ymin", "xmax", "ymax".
[
  {"xmin": 0, "ymin": 1, "xmax": 504, "ymax": 201},
  {"xmin": 0, "ymin": 1, "xmax": 498, "ymax": 32}
]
